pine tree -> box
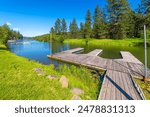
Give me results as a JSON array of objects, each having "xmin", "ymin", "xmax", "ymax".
[
  {"xmin": 142, "ymin": 0, "xmax": 150, "ymax": 14},
  {"xmin": 84, "ymin": 9, "xmax": 92, "ymax": 38},
  {"xmin": 107, "ymin": 0, "xmax": 130, "ymax": 39},
  {"xmin": 50, "ymin": 27, "xmax": 55, "ymax": 34},
  {"xmin": 69, "ymin": 18, "xmax": 79, "ymax": 38},
  {"xmin": 100, "ymin": 8, "xmax": 108, "ymax": 38},
  {"xmin": 54, "ymin": 18, "xmax": 61, "ymax": 34},
  {"xmin": 50, "ymin": 27, "xmax": 56, "ymax": 40},
  {"xmin": 80, "ymin": 22, "xmax": 85, "ymax": 38},
  {"xmin": 61, "ymin": 18, "xmax": 67, "ymax": 34},
  {"xmin": 93, "ymin": 5, "xmax": 105, "ymax": 39},
  {"xmin": 129, "ymin": 11, "xmax": 145, "ymax": 38},
  {"xmin": 93, "ymin": 5, "xmax": 101, "ymax": 38},
  {"xmin": 141, "ymin": 0, "xmax": 150, "ymax": 27}
]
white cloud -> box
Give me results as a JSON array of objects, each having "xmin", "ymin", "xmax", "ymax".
[
  {"xmin": 6, "ymin": 22, "xmax": 11, "ymax": 26},
  {"xmin": 13, "ymin": 28, "xmax": 20, "ymax": 31}
]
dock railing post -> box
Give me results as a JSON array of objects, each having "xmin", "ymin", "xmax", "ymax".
[{"xmin": 144, "ymin": 25, "xmax": 149, "ymax": 81}]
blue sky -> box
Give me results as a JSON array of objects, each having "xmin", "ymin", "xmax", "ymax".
[{"xmin": 0, "ymin": 0, "xmax": 141, "ymax": 37}]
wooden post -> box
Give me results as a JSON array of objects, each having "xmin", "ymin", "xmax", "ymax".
[{"xmin": 144, "ymin": 25, "xmax": 150, "ymax": 81}]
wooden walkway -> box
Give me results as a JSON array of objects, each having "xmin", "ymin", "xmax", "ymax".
[
  {"xmin": 99, "ymin": 70, "xmax": 142, "ymax": 100},
  {"xmin": 48, "ymin": 48, "xmax": 150, "ymax": 100},
  {"xmin": 87, "ymin": 49, "xmax": 102, "ymax": 56},
  {"xmin": 62, "ymin": 48, "xmax": 84, "ymax": 54},
  {"xmin": 120, "ymin": 51, "xmax": 142, "ymax": 64}
]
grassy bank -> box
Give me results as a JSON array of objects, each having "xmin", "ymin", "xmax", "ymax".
[
  {"xmin": 136, "ymin": 79, "xmax": 150, "ymax": 100},
  {"xmin": 64, "ymin": 38, "xmax": 148, "ymax": 47},
  {"xmin": 0, "ymin": 44, "xmax": 100, "ymax": 100}
]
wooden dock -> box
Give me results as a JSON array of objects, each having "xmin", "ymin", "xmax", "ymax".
[{"xmin": 48, "ymin": 48, "xmax": 150, "ymax": 100}]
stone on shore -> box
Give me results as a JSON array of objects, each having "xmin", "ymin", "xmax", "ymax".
[
  {"xmin": 46, "ymin": 75, "xmax": 58, "ymax": 80},
  {"xmin": 59, "ymin": 75, "xmax": 69, "ymax": 88},
  {"xmin": 34, "ymin": 68, "xmax": 43, "ymax": 72},
  {"xmin": 71, "ymin": 95, "xmax": 81, "ymax": 100},
  {"xmin": 71, "ymin": 88, "xmax": 84, "ymax": 95}
]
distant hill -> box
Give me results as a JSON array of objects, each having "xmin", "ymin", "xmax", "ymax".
[
  {"xmin": 33, "ymin": 34, "xmax": 50, "ymax": 42},
  {"xmin": 23, "ymin": 36, "xmax": 33, "ymax": 39},
  {"xmin": 33, "ymin": 33, "xmax": 71, "ymax": 43}
]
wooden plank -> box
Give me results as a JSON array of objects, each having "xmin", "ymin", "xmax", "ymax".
[
  {"xmin": 87, "ymin": 49, "xmax": 103, "ymax": 56},
  {"xmin": 127, "ymin": 62, "xmax": 143, "ymax": 78},
  {"xmin": 110, "ymin": 70, "xmax": 116, "ymax": 100},
  {"xmin": 122, "ymin": 61, "xmax": 131, "ymax": 74},
  {"xmin": 132, "ymin": 63, "xmax": 144, "ymax": 77},
  {"xmin": 114, "ymin": 71, "xmax": 121, "ymax": 100},
  {"xmin": 100, "ymin": 58, "xmax": 108, "ymax": 69},
  {"xmin": 125, "ymin": 74, "xmax": 141, "ymax": 100},
  {"xmin": 83, "ymin": 56, "xmax": 97, "ymax": 65},
  {"xmin": 89, "ymin": 57, "xmax": 104, "ymax": 68},
  {"xmin": 99, "ymin": 72, "xmax": 109, "ymax": 100},
  {"xmin": 106, "ymin": 60, "xmax": 113, "ymax": 70},
  {"xmin": 73, "ymin": 54, "xmax": 89, "ymax": 63},
  {"xmin": 63, "ymin": 48, "xmax": 84, "ymax": 53},
  {"xmin": 119, "ymin": 72, "xmax": 127, "ymax": 100},
  {"xmin": 120, "ymin": 51, "xmax": 142, "ymax": 64},
  {"xmin": 105, "ymin": 70, "xmax": 112, "ymax": 100},
  {"xmin": 120, "ymin": 72, "xmax": 133, "ymax": 100},
  {"xmin": 112, "ymin": 60, "xmax": 123, "ymax": 73}
]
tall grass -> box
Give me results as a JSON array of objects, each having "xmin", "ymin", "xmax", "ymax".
[{"xmin": 136, "ymin": 79, "xmax": 150, "ymax": 100}]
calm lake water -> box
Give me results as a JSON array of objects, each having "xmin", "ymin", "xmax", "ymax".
[{"xmin": 8, "ymin": 39, "xmax": 150, "ymax": 68}]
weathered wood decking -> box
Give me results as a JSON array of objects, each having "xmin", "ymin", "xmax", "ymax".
[
  {"xmin": 99, "ymin": 70, "xmax": 142, "ymax": 100},
  {"xmin": 120, "ymin": 51, "xmax": 142, "ymax": 64},
  {"xmin": 87, "ymin": 49, "xmax": 102, "ymax": 56},
  {"xmin": 62, "ymin": 48, "xmax": 84, "ymax": 54},
  {"xmin": 48, "ymin": 48, "xmax": 150, "ymax": 100}
]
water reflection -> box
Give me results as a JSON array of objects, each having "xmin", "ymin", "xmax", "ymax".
[
  {"xmin": 8, "ymin": 39, "xmax": 150, "ymax": 68},
  {"xmin": 8, "ymin": 39, "xmax": 71, "ymax": 66}
]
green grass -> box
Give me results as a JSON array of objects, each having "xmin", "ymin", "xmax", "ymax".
[
  {"xmin": 0, "ymin": 44, "xmax": 100, "ymax": 100},
  {"xmin": 64, "ymin": 38, "xmax": 145, "ymax": 47},
  {"xmin": 136, "ymin": 79, "xmax": 150, "ymax": 100}
]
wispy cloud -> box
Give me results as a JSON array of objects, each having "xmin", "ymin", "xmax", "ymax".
[{"xmin": 6, "ymin": 22, "xmax": 11, "ymax": 26}]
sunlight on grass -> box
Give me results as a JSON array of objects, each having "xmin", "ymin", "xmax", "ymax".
[
  {"xmin": 136, "ymin": 79, "xmax": 150, "ymax": 100},
  {"xmin": 0, "ymin": 44, "xmax": 100, "ymax": 100},
  {"xmin": 64, "ymin": 38, "xmax": 144, "ymax": 46}
]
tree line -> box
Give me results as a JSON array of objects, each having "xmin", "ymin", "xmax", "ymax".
[
  {"xmin": 0, "ymin": 24, "xmax": 23, "ymax": 44},
  {"xmin": 50, "ymin": 0, "xmax": 150, "ymax": 40}
]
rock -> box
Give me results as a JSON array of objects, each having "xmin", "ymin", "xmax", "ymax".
[
  {"xmin": 59, "ymin": 75, "xmax": 69, "ymax": 88},
  {"xmin": 34, "ymin": 68, "xmax": 47, "ymax": 76},
  {"xmin": 46, "ymin": 75, "xmax": 57, "ymax": 80},
  {"xmin": 71, "ymin": 95, "xmax": 81, "ymax": 100},
  {"xmin": 37, "ymin": 72, "xmax": 47, "ymax": 76},
  {"xmin": 34, "ymin": 68, "xmax": 43, "ymax": 72},
  {"xmin": 71, "ymin": 88, "xmax": 84, "ymax": 95}
]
